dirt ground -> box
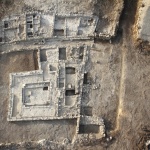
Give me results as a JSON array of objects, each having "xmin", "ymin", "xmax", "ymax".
[
  {"xmin": 0, "ymin": 0, "xmax": 123, "ymax": 39},
  {"xmin": 72, "ymin": 0, "xmax": 150, "ymax": 149},
  {"xmin": 109, "ymin": 1, "xmax": 150, "ymax": 149},
  {"xmin": 77, "ymin": 0, "xmax": 150, "ymax": 150},
  {"xmin": 0, "ymin": 51, "xmax": 76, "ymax": 144},
  {"xmin": 0, "ymin": 0, "xmax": 150, "ymax": 150}
]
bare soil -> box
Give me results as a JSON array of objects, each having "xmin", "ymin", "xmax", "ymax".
[
  {"xmin": 0, "ymin": 0, "xmax": 150, "ymax": 150},
  {"xmin": 74, "ymin": 0, "xmax": 150, "ymax": 149},
  {"xmin": 0, "ymin": 51, "xmax": 76, "ymax": 144}
]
